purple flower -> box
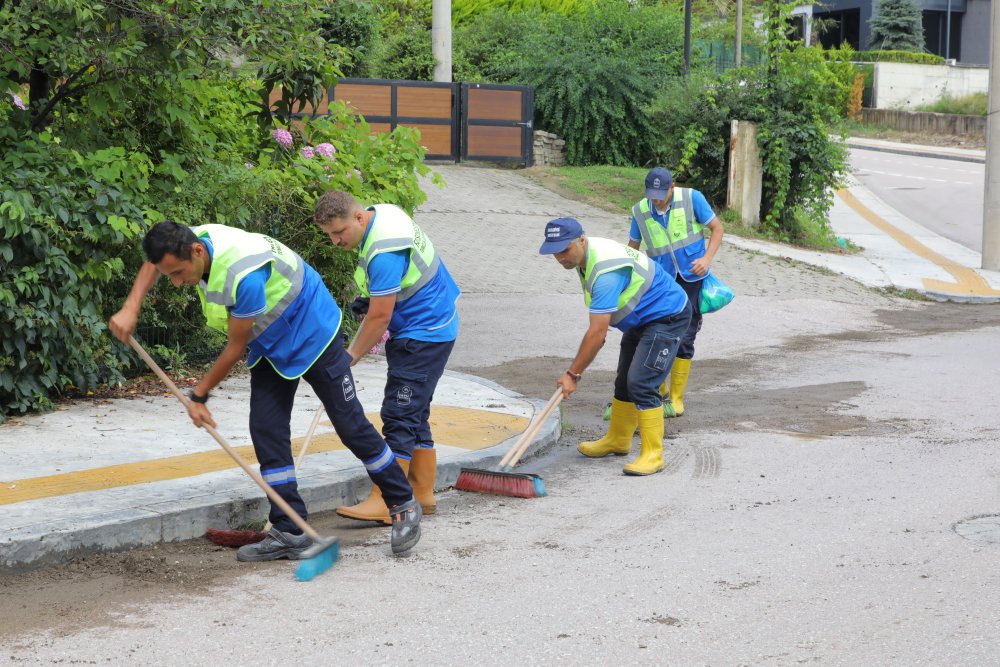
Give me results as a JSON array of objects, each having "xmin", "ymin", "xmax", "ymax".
[
  {"xmin": 10, "ymin": 94, "xmax": 26, "ymax": 111},
  {"xmin": 271, "ymin": 128, "xmax": 293, "ymax": 148},
  {"xmin": 244, "ymin": 162, "xmax": 255, "ymax": 169},
  {"xmin": 314, "ymin": 143, "xmax": 336, "ymax": 158},
  {"xmin": 301, "ymin": 146, "xmax": 315, "ymax": 159}
]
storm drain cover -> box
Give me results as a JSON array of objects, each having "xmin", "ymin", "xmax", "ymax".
[{"xmin": 954, "ymin": 515, "xmax": 1000, "ymax": 544}]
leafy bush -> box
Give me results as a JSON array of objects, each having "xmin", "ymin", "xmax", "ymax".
[
  {"xmin": 835, "ymin": 50, "xmax": 944, "ymax": 64},
  {"xmin": 0, "ymin": 135, "xmax": 151, "ymax": 416},
  {"xmin": 453, "ymin": 0, "xmax": 599, "ymax": 25},
  {"xmin": 650, "ymin": 45, "xmax": 848, "ymax": 241}
]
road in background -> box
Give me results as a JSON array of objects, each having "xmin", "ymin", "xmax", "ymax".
[{"xmin": 849, "ymin": 147, "xmax": 985, "ymax": 251}]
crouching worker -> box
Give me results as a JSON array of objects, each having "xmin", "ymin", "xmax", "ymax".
[
  {"xmin": 108, "ymin": 221, "xmax": 421, "ymax": 557},
  {"xmin": 539, "ymin": 218, "xmax": 692, "ymax": 475},
  {"xmin": 315, "ymin": 190, "xmax": 460, "ymax": 523}
]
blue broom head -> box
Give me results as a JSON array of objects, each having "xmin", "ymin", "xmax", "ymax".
[
  {"xmin": 532, "ymin": 475, "xmax": 548, "ymax": 497},
  {"xmin": 295, "ymin": 536, "xmax": 340, "ymax": 582}
]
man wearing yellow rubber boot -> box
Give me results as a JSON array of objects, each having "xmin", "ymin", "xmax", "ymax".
[
  {"xmin": 626, "ymin": 167, "xmax": 724, "ymax": 419},
  {"xmin": 540, "ymin": 218, "xmax": 691, "ymax": 475}
]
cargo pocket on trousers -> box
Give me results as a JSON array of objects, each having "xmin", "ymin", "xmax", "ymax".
[
  {"xmin": 388, "ymin": 367, "xmax": 428, "ymax": 408},
  {"xmin": 643, "ymin": 333, "xmax": 679, "ymax": 372}
]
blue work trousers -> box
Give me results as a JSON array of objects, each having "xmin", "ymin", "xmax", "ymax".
[
  {"xmin": 381, "ymin": 337, "xmax": 455, "ymax": 460},
  {"xmin": 675, "ymin": 274, "xmax": 704, "ymax": 360},
  {"xmin": 612, "ymin": 302, "xmax": 693, "ymax": 411},
  {"xmin": 249, "ymin": 338, "xmax": 412, "ymax": 534}
]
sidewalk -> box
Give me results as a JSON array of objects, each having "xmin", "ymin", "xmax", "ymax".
[
  {"xmin": 727, "ymin": 137, "xmax": 1000, "ymax": 303},
  {"xmin": 3, "ymin": 138, "xmax": 997, "ymax": 572},
  {"xmin": 0, "ymin": 360, "xmax": 559, "ymax": 571}
]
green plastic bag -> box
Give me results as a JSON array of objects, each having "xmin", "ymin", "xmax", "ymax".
[{"xmin": 699, "ymin": 272, "xmax": 734, "ymax": 314}]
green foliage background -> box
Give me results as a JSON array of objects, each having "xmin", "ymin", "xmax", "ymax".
[{"xmin": 0, "ymin": 0, "xmax": 432, "ymax": 421}]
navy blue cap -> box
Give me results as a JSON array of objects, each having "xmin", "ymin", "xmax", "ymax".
[
  {"xmin": 539, "ymin": 217, "xmax": 584, "ymax": 254},
  {"xmin": 645, "ymin": 167, "xmax": 673, "ymax": 200}
]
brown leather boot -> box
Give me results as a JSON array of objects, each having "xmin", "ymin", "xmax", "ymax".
[
  {"xmin": 408, "ymin": 448, "xmax": 437, "ymax": 515},
  {"xmin": 336, "ymin": 459, "xmax": 410, "ymax": 525}
]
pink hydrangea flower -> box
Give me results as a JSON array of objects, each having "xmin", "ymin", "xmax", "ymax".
[
  {"xmin": 271, "ymin": 128, "xmax": 293, "ymax": 148},
  {"xmin": 301, "ymin": 146, "xmax": 315, "ymax": 159},
  {"xmin": 369, "ymin": 330, "xmax": 390, "ymax": 355},
  {"xmin": 10, "ymin": 94, "xmax": 26, "ymax": 111},
  {"xmin": 314, "ymin": 143, "xmax": 336, "ymax": 158}
]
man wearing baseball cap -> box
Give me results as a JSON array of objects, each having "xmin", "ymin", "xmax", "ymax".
[
  {"xmin": 540, "ymin": 218, "xmax": 691, "ymax": 476},
  {"xmin": 617, "ymin": 166, "xmax": 724, "ymax": 420}
]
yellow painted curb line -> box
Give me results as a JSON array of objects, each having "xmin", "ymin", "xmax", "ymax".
[
  {"xmin": 0, "ymin": 406, "xmax": 528, "ymax": 505},
  {"xmin": 837, "ymin": 189, "xmax": 1000, "ymax": 297}
]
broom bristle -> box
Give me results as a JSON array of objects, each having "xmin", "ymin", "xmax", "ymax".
[
  {"xmin": 455, "ymin": 468, "xmax": 540, "ymax": 498},
  {"xmin": 295, "ymin": 537, "xmax": 340, "ymax": 581},
  {"xmin": 205, "ymin": 528, "xmax": 269, "ymax": 548}
]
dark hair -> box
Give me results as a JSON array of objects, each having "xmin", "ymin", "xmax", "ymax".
[
  {"xmin": 142, "ymin": 221, "xmax": 199, "ymax": 264},
  {"xmin": 314, "ymin": 190, "xmax": 360, "ymax": 225}
]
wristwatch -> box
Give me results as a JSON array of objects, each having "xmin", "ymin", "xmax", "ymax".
[
  {"xmin": 565, "ymin": 370, "xmax": 582, "ymax": 382},
  {"xmin": 188, "ymin": 390, "xmax": 210, "ymax": 404}
]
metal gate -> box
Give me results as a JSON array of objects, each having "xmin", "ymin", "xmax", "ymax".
[
  {"xmin": 332, "ymin": 78, "xmax": 460, "ymax": 161},
  {"xmin": 461, "ymin": 83, "xmax": 534, "ymax": 165},
  {"xmin": 323, "ymin": 79, "xmax": 534, "ymax": 165}
]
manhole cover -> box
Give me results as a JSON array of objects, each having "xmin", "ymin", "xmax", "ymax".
[{"xmin": 954, "ymin": 515, "xmax": 1000, "ymax": 544}]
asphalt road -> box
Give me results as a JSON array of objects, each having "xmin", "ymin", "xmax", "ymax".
[
  {"xmin": 3, "ymin": 165, "xmax": 1000, "ymax": 665},
  {"xmin": 849, "ymin": 147, "xmax": 985, "ymax": 252}
]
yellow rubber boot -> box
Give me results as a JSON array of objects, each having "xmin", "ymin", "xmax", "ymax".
[
  {"xmin": 408, "ymin": 448, "xmax": 437, "ymax": 515},
  {"xmin": 336, "ymin": 459, "xmax": 410, "ymax": 525},
  {"xmin": 663, "ymin": 358, "xmax": 691, "ymax": 418},
  {"xmin": 623, "ymin": 407, "xmax": 665, "ymax": 476},
  {"xmin": 578, "ymin": 399, "xmax": 637, "ymax": 457}
]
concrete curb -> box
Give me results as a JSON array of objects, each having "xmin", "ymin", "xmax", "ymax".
[
  {"xmin": 0, "ymin": 383, "xmax": 562, "ymax": 573},
  {"xmin": 846, "ymin": 140, "xmax": 986, "ymax": 164}
]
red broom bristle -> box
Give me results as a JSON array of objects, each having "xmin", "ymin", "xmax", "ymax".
[
  {"xmin": 455, "ymin": 469, "xmax": 538, "ymax": 498},
  {"xmin": 205, "ymin": 528, "xmax": 268, "ymax": 548}
]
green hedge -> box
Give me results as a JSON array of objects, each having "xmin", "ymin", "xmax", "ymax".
[{"xmin": 830, "ymin": 49, "xmax": 944, "ymax": 65}]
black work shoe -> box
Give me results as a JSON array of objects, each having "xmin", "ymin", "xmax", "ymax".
[
  {"xmin": 236, "ymin": 527, "xmax": 313, "ymax": 562},
  {"xmin": 390, "ymin": 498, "xmax": 422, "ymax": 555}
]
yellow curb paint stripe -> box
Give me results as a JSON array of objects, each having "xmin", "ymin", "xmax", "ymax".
[
  {"xmin": 0, "ymin": 407, "xmax": 528, "ymax": 505},
  {"xmin": 837, "ymin": 189, "xmax": 1000, "ymax": 296}
]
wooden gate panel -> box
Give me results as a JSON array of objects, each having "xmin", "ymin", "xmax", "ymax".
[{"xmin": 461, "ymin": 83, "xmax": 534, "ymax": 164}]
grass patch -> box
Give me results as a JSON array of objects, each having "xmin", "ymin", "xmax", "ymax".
[
  {"xmin": 916, "ymin": 92, "xmax": 987, "ymax": 116},
  {"xmin": 525, "ymin": 165, "xmax": 856, "ymax": 253}
]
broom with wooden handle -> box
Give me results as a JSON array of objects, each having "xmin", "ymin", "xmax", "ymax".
[
  {"xmin": 128, "ymin": 335, "xmax": 339, "ymax": 581},
  {"xmin": 454, "ymin": 388, "xmax": 562, "ymax": 498},
  {"xmin": 206, "ymin": 406, "xmax": 325, "ymax": 548}
]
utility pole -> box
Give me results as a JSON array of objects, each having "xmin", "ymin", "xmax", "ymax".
[
  {"xmin": 684, "ymin": 0, "xmax": 692, "ymax": 77},
  {"xmin": 735, "ymin": 0, "xmax": 743, "ymax": 67},
  {"xmin": 432, "ymin": 0, "xmax": 452, "ymax": 83},
  {"xmin": 983, "ymin": 0, "xmax": 1000, "ymax": 269},
  {"xmin": 945, "ymin": 0, "xmax": 952, "ymax": 60}
]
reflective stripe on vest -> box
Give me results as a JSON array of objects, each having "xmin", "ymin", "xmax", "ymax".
[
  {"xmin": 632, "ymin": 189, "xmax": 703, "ymax": 274},
  {"xmin": 581, "ymin": 237, "xmax": 653, "ymax": 326},
  {"xmin": 354, "ymin": 205, "xmax": 440, "ymax": 302},
  {"xmin": 192, "ymin": 224, "xmax": 304, "ymax": 341}
]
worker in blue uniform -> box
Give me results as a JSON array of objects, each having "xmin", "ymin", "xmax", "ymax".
[
  {"xmin": 539, "ymin": 217, "xmax": 692, "ymax": 476},
  {"xmin": 315, "ymin": 190, "xmax": 460, "ymax": 523},
  {"xmin": 108, "ymin": 221, "xmax": 421, "ymax": 559}
]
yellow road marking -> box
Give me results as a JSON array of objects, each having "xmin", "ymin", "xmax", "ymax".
[
  {"xmin": 837, "ymin": 189, "xmax": 1000, "ymax": 296},
  {"xmin": 0, "ymin": 407, "xmax": 527, "ymax": 505}
]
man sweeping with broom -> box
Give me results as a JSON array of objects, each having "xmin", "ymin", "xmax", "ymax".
[
  {"xmin": 314, "ymin": 190, "xmax": 459, "ymax": 523},
  {"xmin": 540, "ymin": 218, "xmax": 691, "ymax": 476},
  {"xmin": 109, "ymin": 221, "xmax": 422, "ymax": 560}
]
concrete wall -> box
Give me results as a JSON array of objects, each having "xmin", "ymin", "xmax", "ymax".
[
  {"xmin": 861, "ymin": 108, "xmax": 986, "ymax": 135},
  {"xmin": 960, "ymin": 0, "xmax": 991, "ymax": 65},
  {"xmin": 873, "ymin": 61, "xmax": 988, "ymax": 109}
]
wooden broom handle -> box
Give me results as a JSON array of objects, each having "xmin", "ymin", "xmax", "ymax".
[
  {"xmin": 500, "ymin": 388, "xmax": 563, "ymax": 469},
  {"xmin": 295, "ymin": 407, "xmax": 325, "ymax": 471},
  {"xmin": 127, "ymin": 335, "xmax": 318, "ymax": 540}
]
